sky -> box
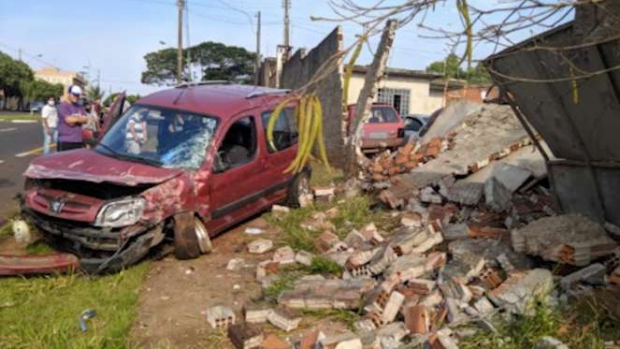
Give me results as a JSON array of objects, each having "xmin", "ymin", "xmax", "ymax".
[{"xmin": 0, "ymin": 0, "xmax": 565, "ymax": 96}]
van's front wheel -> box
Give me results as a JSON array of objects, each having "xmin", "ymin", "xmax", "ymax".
[
  {"xmin": 174, "ymin": 213, "xmax": 212, "ymax": 260},
  {"xmin": 287, "ymin": 171, "xmax": 311, "ymax": 208}
]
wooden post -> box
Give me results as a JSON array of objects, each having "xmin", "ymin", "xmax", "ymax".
[{"xmin": 344, "ymin": 19, "xmax": 397, "ymax": 175}]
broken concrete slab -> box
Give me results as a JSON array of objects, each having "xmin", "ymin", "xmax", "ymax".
[
  {"xmin": 485, "ymin": 177, "xmax": 513, "ymax": 213},
  {"xmin": 278, "ymin": 278, "xmax": 376, "ymax": 310},
  {"xmin": 449, "ymin": 238, "xmax": 532, "ymax": 271},
  {"xmin": 512, "ymin": 214, "xmax": 618, "ymax": 266},
  {"xmin": 488, "ymin": 269, "xmax": 554, "ymax": 315},
  {"xmin": 560, "ymin": 263, "xmax": 607, "ymax": 291},
  {"xmin": 271, "ymin": 205, "xmax": 290, "ymax": 219}
]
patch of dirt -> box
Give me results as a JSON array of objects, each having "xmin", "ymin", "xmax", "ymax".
[{"xmin": 130, "ymin": 217, "xmax": 275, "ymax": 349}]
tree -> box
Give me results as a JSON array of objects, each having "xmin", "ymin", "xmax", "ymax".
[
  {"xmin": 86, "ymin": 85, "xmax": 105, "ymax": 101},
  {"xmin": 0, "ymin": 51, "xmax": 34, "ymax": 98},
  {"xmin": 425, "ymin": 54, "xmax": 465, "ymax": 80},
  {"xmin": 141, "ymin": 42, "xmax": 256, "ymax": 86},
  {"xmin": 426, "ymin": 54, "xmax": 491, "ymax": 84},
  {"xmin": 21, "ymin": 79, "xmax": 63, "ymax": 102}
]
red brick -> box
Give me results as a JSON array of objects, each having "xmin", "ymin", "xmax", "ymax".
[{"xmin": 404, "ymin": 305, "xmax": 432, "ymax": 334}]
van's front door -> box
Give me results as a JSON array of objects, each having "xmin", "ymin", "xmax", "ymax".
[{"xmin": 206, "ymin": 115, "xmax": 267, "ymax": 234}]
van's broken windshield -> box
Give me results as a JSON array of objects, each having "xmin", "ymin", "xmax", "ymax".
[{"xmin": 96, "ymin": 105, "xmax": 219, "ymax": 171}]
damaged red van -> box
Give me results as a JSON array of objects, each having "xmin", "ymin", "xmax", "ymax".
[{"xmin": 20, "ymin": 84, "xmax": 308, "ymax": 274}]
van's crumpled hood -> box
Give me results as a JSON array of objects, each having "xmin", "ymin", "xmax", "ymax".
[{"xmin": 24, "ymin": 149, "xmax": 183, "ymax": 186}]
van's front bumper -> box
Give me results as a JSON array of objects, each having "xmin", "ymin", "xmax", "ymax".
[{"xmin": 21, "ymin": 207, "xmax": 162, "ymax": 274}]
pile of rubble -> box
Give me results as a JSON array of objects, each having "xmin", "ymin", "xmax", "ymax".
[
  {"xmin": 209, "ymin": 205, "xmax": 620, "ymax": 348},
  {"xmin": 203, "ymin": 102, "xmax": 620, "ymax": 349}
]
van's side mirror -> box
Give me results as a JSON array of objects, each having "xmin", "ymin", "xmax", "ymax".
[{"xmin": 213, "ymin": 151, "xmax": 230, "ymax": 173}]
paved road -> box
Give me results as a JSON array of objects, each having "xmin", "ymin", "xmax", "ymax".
[{"xmin": 0, "ymin": 120, "xmax": 44, "ymax": 220}]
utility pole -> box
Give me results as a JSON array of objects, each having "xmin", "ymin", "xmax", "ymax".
[
  {"xmin": 283, "ymin": 0, "xmax": 290, "ymax": 60},
  {"xmin": 255, "ymin": 11, "xmax": 261, "ymax": 85},
  {"xmin": 18, "ymin": 48, "xmax": 22, "ymax": 61},
  {"xmin": 97, "ymin": 70, "xmax": 101, "ymax": 89},
  {"xmin": 177, "ymin": 0, "xmax": 185, "ymax": 84}
]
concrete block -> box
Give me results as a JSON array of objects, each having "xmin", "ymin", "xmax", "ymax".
[
  {"xmin": 248, "ymin": 239, "xmax": 273, "ymax": 254},
  {"xmin": 243, "ymin": 304, "xmax": 272, "ymax": 324},
  {"xmin": 267, "ymin": 307, "xmax": 301, "ymax": 332},
  {"xmin": 273, "ymin": 246, "xmax": 296, "ymax": 265},
  {"xmin": 473, "ymin": 297, "xmax": 495, "ymax": 317},
  {"xmin": 295, "ymin": 250, "xmax": 314, "ymax": 266},
  {"xmin": 319, "ymin": 333, "xmax": 362, "ymax": 349},
  {"xmin": 206, "ymin": 305, "xmax": 235, "ymax": 329},
  {"xmin": 382, "ymin": 291, "xmax": 405, "ymax": 324}
]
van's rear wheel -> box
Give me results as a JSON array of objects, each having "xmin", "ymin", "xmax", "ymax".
[
  {"xmin": 287, "ymin": 171, "xmax": 311, "ymax": 208},
  {"xmin": 174, "ymin": 213, "xmax": 212, "ymax": 260}
]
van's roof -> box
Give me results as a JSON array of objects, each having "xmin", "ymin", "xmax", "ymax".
[{"xmin": 136, "ymin": 84, "xmax": 290, "ymax": 119}]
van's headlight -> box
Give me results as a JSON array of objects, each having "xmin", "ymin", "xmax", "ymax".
[{"xmin": 95, "ymin": 197, "xmax": 146, "ymax": 228}]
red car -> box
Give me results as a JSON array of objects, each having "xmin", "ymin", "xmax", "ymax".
[
  {"xmin": 20, "ymin": 84, "xmax": 308, "ymax": 274},
  {"xmin": 347, "ymin": 103, "xmax": 406, "ymax": 152}
]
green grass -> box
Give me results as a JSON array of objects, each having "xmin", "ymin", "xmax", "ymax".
[
  {"xmin": 460, "ymin": 296, "xmax": 620, "ymax": 349},
  {"xmin": 0, "ymin": 263, "xmax": 150, "ymax": 349},
  {"xmin": 266, "ymin": 195, "xmax": 395, "ymax": 253},
  {"xmin": 0, "ymin": 222, "xmax": 11, "ymax": 237},
  {"xmin": 0, "ymin": 113, "xmax": 39, "ymax": 121},
  {"xmin": 262, "ymin": 271, "xmax": 304, "ymax": 301},
  {"xmin": 300, "ymin": 309, "xmax": 361, "ymax": 330},
  {"xmin": 303, "ymin": 256, "xmax": 343, "ymax": 276}
]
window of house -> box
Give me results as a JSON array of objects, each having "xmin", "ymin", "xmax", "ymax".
[
  {"xmin": 215, "ymin": 116, "xmax": 257, "ymax": 171},
  {"xmin": 377, "ymin": 88, "xmax": 411, "ymax": 116},
  {"xmin": 261, "ymin": 107, "xmax": 298, "ymax": 152}
]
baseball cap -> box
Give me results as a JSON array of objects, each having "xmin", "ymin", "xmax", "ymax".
[{"xmin": 68, "ymin": 85, "xmax": 83, "ymax": 96}]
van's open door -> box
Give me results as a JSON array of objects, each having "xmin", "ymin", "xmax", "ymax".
[{"xmin": 97, "ymin": 92, "xmax": 126, "ymax": 141}]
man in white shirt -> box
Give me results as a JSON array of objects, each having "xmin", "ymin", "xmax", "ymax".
[{"xmin": 41, "ymin": 96, "xmax": 59, "ymax": 154}]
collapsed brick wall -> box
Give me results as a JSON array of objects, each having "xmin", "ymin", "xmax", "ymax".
[{"xmin": 280, "ymin": 27, "xmax": 346, "ymax": 166}]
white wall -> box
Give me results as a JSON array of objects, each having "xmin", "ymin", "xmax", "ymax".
[{"xmin": 347, "ymin": 74, "xmax": 444, "ymax": 115}]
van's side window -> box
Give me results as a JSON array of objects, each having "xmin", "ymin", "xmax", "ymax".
[
  {"xmin": 261, "ymin": 108, "xmax": 298, "ymax": 153},
  {"xmin": 215, "ymin": 116, "xmax": 257, "ymax": 171}
]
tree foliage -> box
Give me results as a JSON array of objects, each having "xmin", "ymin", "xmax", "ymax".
[
  {"xmin": 86, "ymin": 85, "xmax": 105, "ymax": 101},
  {"xmin": 21, "ymin": 79, "xmax": 63, "ymax": 102},
  {"xmin": 426, "ymin": 53, "xmax": 491, "ymax": 84},
  {"xmin": 141, "ymin": 42, "xmax": 255, "ymax": 86},
  {"xmin": 0, "ymin": 51, "xmax": 34, "ymax": 97}
]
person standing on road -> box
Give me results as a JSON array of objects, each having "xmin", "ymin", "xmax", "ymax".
[
  {"xmin": 57, "ymin": 85, "xmax": 89, "ymax": 151},
  {"xmin": 41, "ymin": 96, "xmax": 58, "ymax": 154}
]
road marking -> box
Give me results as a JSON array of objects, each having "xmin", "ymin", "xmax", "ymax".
[
  {"xmin": 0, "ymin": 127, "xmax": 17, "ymax": 133},
  {"xmin": 15, "ymin": 144, "xmax": 57, "ymax": 158},
  {"xmin": 11, "ymin": 120, "xmax": 37, "ymax": 124}
]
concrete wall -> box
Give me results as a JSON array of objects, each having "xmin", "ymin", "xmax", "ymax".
[
  {"xmin": 347, "ymin": 73, "xmax": 444, "ymax": 115},
  {"xmin": 280, "ymin": 27, "xmax": 346, "ymax": 164}
]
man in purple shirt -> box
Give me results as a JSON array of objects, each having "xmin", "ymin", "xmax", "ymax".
[{"xmin": 57, "ymin": 85, "xmax": 89, "ymax": 151}]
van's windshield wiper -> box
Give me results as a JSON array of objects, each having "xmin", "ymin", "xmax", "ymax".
[{"xmin": 96, "ymin": 143, "xmax": 163, "ymax": 167}]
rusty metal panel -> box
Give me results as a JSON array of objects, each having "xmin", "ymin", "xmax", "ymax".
[{"xmin": 487, "ymin": 23, "xmax": 620, "ymax": 163}]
